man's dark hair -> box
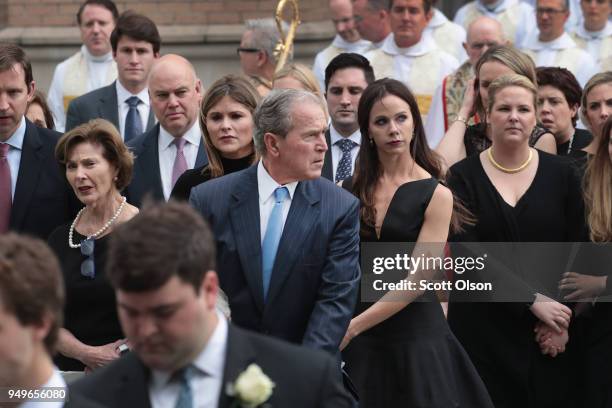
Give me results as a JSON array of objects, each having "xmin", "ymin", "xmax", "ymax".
[
  {"xmin": 389, "ymin": 0, "xmax": 432, "ymax": 13},
  {"xmin": 106, "ymin": 201, "xmax": 216, "ymax": 293},
  {"xmin": 110, "ymin": 11, "xmax": 161, "ymax": 54},
  {"xmin": 324, "ymin": 53, "xmax": 375, "ymax": 92},
  {"xmin": 0, "ymin": 233, "xmax": 64, "ymax": 354},
  {"xmin": 76, "ymin": 0, "xmax": 119, "ymax": 25},
  {"xmin": 0, "ymin": 43, "xmax": 33, "ymax": 89}
]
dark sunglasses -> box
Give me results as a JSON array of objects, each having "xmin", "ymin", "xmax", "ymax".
[
  {"xmin": 80, "ymin": 238, "xmax": 95, "ymax": 279},
  {"xmin": 236, "ymin": 47, "xmax": 260, "ymax": 56}
]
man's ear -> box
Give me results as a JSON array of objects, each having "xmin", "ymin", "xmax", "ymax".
[
  {"xmin": 200, "ymin": 270, "xmax": 219, "ymax": 309},
  {"xmin": 26, "ymin": 81, "xmax": 36, "ymax": 103},
  {"xmin": 263, "ymin": 132, "xmax": 281, "ymax": 157}
]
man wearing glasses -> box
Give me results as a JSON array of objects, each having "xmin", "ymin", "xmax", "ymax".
[
  {"xmin": 521, "ymin": 0, "xmax": 598, "ymax": 87},
  {"xmin": 313, "ymin": 0, "xmax": 372, "ymax": 91},
  {"xmin": 570, "ymin": 0, "xmax": 612, "ymax": 65},
  {"xmin": 237, "ymin": 19, "xmax": 283, "ymax": 97}
]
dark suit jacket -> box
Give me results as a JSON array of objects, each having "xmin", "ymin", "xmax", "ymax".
[
  {"xmin": 9, "ymin": 120, "xmax": 78, "ymax": 239},
  {"xmin": 65, "ymin": 81, "xmax": 156, "ymax": 135},
  {"xmin": 321, "ymin": 129, "xmax": 334, "ymax": 181},
  {"xmin": 69, "ymin": 325, "xmax": 352, "ymax": 408},
  {"xmin": 126, "ymin": 124, "xmax": 208, "ymax": 208},
  {"xmin": 189, "ymin": 165, "xmax": 360, "ymax": 354}
]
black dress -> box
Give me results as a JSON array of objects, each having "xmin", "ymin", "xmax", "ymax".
[
  {"xmin": 341, "ymin": 177, "xmax": 494, "ymax": 408},
  {"xmin": 556, "ymin": 128, "xmax": 592, "ymax": 156},
  {"xmin": 446, "ymin": 151, "xmax": 586, "ymax": 408},
  {"xmin": 48, "ymin": 224, "xmax": 123, "ymax": 371},
  {"xmin": 171, "ymin": 153, "xmax": 254, "ymax": 200}
]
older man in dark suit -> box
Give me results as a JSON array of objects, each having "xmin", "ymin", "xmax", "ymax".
[
  {"xmin": 0, "ymin": 43, "xmax": 76, "ymax": 239},
  {"xmin": 70, "ymin": 201, "xmax": 352, "ymax": 408},
  {"xmin": 65, "ymin": 12, "xmax": 160, "ymax": 139},
  {"xmin": 190, "ymin": 89, "xmax": 360, "ymax": 356},
  {"xmin": 125, "ymin": 54, "xmax": 208, "ymax": 207}
]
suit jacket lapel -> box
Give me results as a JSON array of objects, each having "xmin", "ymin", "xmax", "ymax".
[
  {"xmin": 228, "ymin": 166, "xmax": 264, "ymax": 312},
  {"xmin": 266, "ymin": 180, "xmax": 320, "ymax": 304},
  {"xmin": 10, "ymin": 121, "xmax": 44, "ymax": 230},
  {"xmin": 195, "ymin": 139, "xmax": 209, "ymax": 167},
  {"xmin": 145, "ymin": 107, "xmax": 156, "ymax": 132},
  {"xmin": 116, "ymin": 354, "xmax": 153, "ymax": 408},
  {"xmin": 137, "ymin": 125, "xmax": 165, "ymax": 201},
  {"xmin": 218, "ymin": 326, "xmax": 257, "ymax": 408},
  {"xmin": 322, "ymin": 129, "xmax": 333, "ymax": 181},
  {"xmin": 98, "ymin": 83, "xmax": 120, "ymax": 130}
]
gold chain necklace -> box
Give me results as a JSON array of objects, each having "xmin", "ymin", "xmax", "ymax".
[{"xmin": 487, "ymin": 148, "xmax": 533, "ymax": 173}]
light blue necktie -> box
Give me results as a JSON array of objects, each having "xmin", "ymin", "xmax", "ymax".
[
  {"xmin": 174, "ymin": 365, "xmax": 195, "ymax": 408},
  {"xmin": 124, "ymin": 96, "xmax": 142, "ymax": 143},
  {"xmin": 261, "ymin": 186, "xmax": 289, "ymax": 300}
]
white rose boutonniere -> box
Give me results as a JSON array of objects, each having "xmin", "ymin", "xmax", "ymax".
[{"xmin": 226, "ymin": 363, "xmax": 275, "ymax": 408}]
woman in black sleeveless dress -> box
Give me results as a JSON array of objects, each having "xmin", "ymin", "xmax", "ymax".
[{"xmin": 340, "ymin": 79, "xmax": 493, "ymax": 408}]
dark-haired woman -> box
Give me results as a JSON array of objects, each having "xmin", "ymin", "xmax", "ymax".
[
  {"xmin": 171, "ymin": 75, "xmax": 259, "ymax": 200},
  {"xmin": 340, "ymin": 78, "xmax": 493, "ymax": 408},
  {"xmin": 536, "ymin": 67, "xmax": 592, "ymax": 157}
]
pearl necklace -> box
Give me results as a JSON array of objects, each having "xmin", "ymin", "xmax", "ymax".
[
  {"xmin": 69, "ymin": 196, "xmax": 127, "ymax": 248},
  {"xmin": 487, "ymin": 148, "xmax": 533, "ymax": 174}
]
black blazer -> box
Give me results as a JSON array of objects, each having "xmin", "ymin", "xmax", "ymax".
[
  {"xmin": 65, "ymin": 81, "xmax": 156, "ymax": 134},
  {"xmin": 69, "ymin": 325, "xmax": 352, "ymax": 408},
  {"xmin": 9, "ymin": 120, "xmax": 78, "ymax": 239},
  {"xmin": 321, "ymin": 129, "xmax": 333, "ymax": 181},
  {"xmin": 125, "ymin": 124, "xmax": 208, "ymax": 207}
]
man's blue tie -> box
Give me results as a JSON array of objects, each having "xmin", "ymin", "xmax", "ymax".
[
  {"xmin": 261, "ymin": 186, "xmax": 289, "ymax": 300},
  {"xmin": 174, "ymin": 365, "xmax": 195, "ymax": 408},
  {"xmin": 335, "ymin": 138, "xmax": 357, "ymax": 182},
  {"xmin": 124, "ymin": 96, "xmax": 143, "ymax": 143}
]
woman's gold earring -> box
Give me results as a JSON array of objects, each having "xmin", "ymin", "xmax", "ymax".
[{"xmin": 369, "ymin": 138, "xmax": 374, "ymax": 146}]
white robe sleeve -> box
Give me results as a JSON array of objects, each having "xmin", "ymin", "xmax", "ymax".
[
  {"xmin": 424, "ymin": 83, "xmax": 446, "ymax": 148},
  {"xmin": 47, "ymin": 62, "xmax": 67, "ymax": 132}
]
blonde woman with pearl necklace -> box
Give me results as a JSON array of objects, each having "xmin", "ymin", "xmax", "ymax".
[
  {"xmin": 446, "ymin": 74, "xmax": 586, "ymax": 407},
  {"xmin": 48, "ymin": 119, "xmax": 139, "ymax": 372}
]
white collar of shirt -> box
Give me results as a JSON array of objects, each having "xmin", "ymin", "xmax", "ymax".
[
  {"xmin": 150, "ymin": 314, "xmax": 228, "ymax": 387},
  {"xmin": 81, "ymin": 44, "xmax": 113, "ymax": 63},
  {"xmin": 524, "ymin": 31, "xmax": 576, "ymax": 50},
  {"xmin": 428, "ymin": 8, "xmax": 448, "ymax": 29},
  {"xmin": 383, "ymin": 32, "xmax": 437, "ymax": 56},
  {"xmin": 159, "ymin": 121, "xmax": 201, "ymax": 151},
  {"xmin": 21, "ymin": 367, "xmax": 66, "ymax": 408},
  {"xmin": 575, "ymin": 20, "xmax": 612, "ymax": 40},
  {"xmin": 331, "ymin": 34, "xmax": 372, "ymax": 52},
  {"xmin": 257, "ymin": 160, "xmax": 298, "ymax": 205},
  {"xmin": 476, "ymin": 0, "xmax": 514, "ymax": 13},
  {"xmin": 3, "ymin": 116, "xmax": 26, "ymax": 150},
  {"xmin": 329, "ymin": 125, "xmax": 361, "ymax": 147},
  {"xmin": 116, "ymin": 80, "xmax": 150, "ymax": 108}
]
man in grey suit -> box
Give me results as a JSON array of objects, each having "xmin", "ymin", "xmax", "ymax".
[
  {"xmin": 189, "ymin": 89, "xmax": 360, "ymax": 357},
  {"xmin": 65, "ymin": 11, "xmax": 160, "ymax": 140}
]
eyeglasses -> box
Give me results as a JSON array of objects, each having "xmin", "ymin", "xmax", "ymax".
[
  {"xmin": 80, "ymin": 238, "xmax": 95, "ymax": 279},
  {"xmin": 536, "ymin": 7, "xmax": 567, "ymax": 15},
  {"xmin": 236, "ymin": 47, "xmax": 260, "ymax": 56}
]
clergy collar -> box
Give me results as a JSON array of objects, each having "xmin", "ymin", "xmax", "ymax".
[
  {"xmin": 574, "ymin": 20, "xmax": 612, "ymax": 40},
  {"xmin": 523, "ymin": 31, "xmax": 576, "ymax": 51},
  {"xmin": 330, "ymin": 34, "xmax": 372, "ymax": 52},
  {"xmin": 427, "ymin": 8, "xmax": 449, "ymax": 29},
  {"xmin": 476, "ymin": 0, "xmax": 516, "ymax": 14},
  {"xmin": 81, "ymin": 44, "xmax": 113, "ymax": 63},
  {"xmin": 383, "ymin": 32, "xmax": 437, "ymax": 56}
]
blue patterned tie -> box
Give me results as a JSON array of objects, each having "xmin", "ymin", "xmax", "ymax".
[
  {"xmin": 261, "ymin": 186, "xmax": 289, "ymax": 300},
  {"xmin": 174, "ymin": 365, "xmax": 195, "ymax": 408},
  {"xmin": 335, "ymin": 138, "xmax": 357, "ymax": 182},
  {"xmin": 124, "ymin": 96, "xmax": 143, "ymax": 142}
]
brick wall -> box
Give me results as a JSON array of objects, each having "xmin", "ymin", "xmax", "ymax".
[{"xmin": 4, "ymin": 0, "xmax": 330, "ymax": 28}]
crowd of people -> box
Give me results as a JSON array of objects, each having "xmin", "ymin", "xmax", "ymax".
[{"xmin": 1, "ymin": 0, "xmax": 611, "ymax": 407}]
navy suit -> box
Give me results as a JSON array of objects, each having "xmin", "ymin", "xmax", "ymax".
[
  {"xmin": 189, "ymin": 165, "xmax": 360, "ymax": 354},
  {"xmin": 65, "ymin": 81, "xmax": 156, "ymax": 134},
  {"xmin": 321, "ymin": 129, "xmax": 334, "ymax": 181},
  {"xmin": 70, "ymin": 325, "xmax": 352, "ymax": 408},
  {"xmin": 126, "ymin": 124, "xmax": 208, "ymax": 208},
  {"xmin": 9, "ymin": 120, "xmax": 78, "ymax": 239}
]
